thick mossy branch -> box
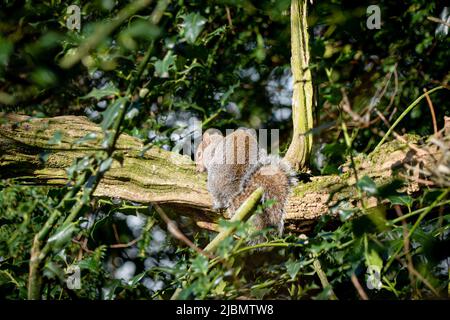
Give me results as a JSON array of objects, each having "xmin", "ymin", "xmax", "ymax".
[{"xmin": 0, "ymin": 114, "xmax": 440, "ymax": 232}]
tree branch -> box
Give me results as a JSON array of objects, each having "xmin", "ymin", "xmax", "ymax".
[{"xmin": 1, "ymin": 114, "xmax": 446, "ymax": 233}]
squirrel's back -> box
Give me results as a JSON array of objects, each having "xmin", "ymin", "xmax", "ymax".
[
  {"xmin": 195, "ymin": 129, "xmax": 297, "ymax": 239},
  {"xmin": 228, "ymin": 155, "xmax": 297, "ymax": 236}
]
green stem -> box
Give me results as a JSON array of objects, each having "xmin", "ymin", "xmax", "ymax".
[
  {"xmin": 406, "ymin": 189, "xmax": 449, "ymax": 239},
  {"xmin": 389, "ymin": 199, "xmax": 450, "ymax": 225},
  {"xmin": 170, "ymin": 187, "xmax": 265, "ymax": 300},
  {"xmin": 27, "ymin": 0, "xmax": 170, "ymax": 300},
  {"xmin": 373, "ymin": 86, "xmax": 445, "ymax": 154},
  {"xmin": 203, "ymin": 187, "xmax": 264, "ymax": 253},
  {"xmin": 383, "ymin": 189, "xmax": 449, "ymax": 273},
  {"xmin": 312, "ymin": 256, "xmax": 338, "ymax": 300},
  {"xmin": 60, "ymin": 0, "xmax": 154, "ymax": 68}
]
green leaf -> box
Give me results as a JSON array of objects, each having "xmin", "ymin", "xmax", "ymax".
[
  {"xmin": 154, "ymin": 51, "xmax": 176, "ymax": 78},
  {"xmin": 181, "ymin": 12, "xmax": 207, "ymax": 44},
  {"xmin": 357, "ymin": 175, "xmax": 378, "ymax": 195},
  {"xmin": 48, "ymin": 223, "xmax": 78, "ymax": 250},
  {"xmin": 78, "ymin": 258, "xmax": 98, "ymax": 272},
  {"xmin": 74, "ymin": 132, "xmax": 98, "ymax": 145},
  {"xmin": 0, "ymin": 36, "xmax": 13, "ymax": 67},
  {"xmin": 118, "ymin": 20, "xmax": 160, "ymax": 50},
  {"xmin": 191, "ymin": 255, "xmax": 209, "ymax": 275},
  {"xmin": 220, "ymin": 82, "xmax": 240, "ymax": 107},
  {"xmin": 101, "ymin": 97, "xmax": 127, "ymax": 130},
  {"xmin": 82, "ymin": 82, "xmax": 119, "ymax": 100},
  {"xmin": 47, "ymin": 131, "xmax": 63, "ymax": 145},
  {"xmin": 43, "ymin": 261, "xmax": 65, "ymax": 281},
  {"xmin": 365, "ymin": 249, "xmax": 383, "ymax": 269},
  {"xmin": 286, "ymin": 259, "xmax": 302, "ymax": 280},
  {"xmin": 99, "ymin": 157, "xmax": 113, "ymax": 173},
  {"xmin": 31, "ymin": 68, "xmax": 57, "ymax": 87},
  {"xmin": 387, "ymin": 195, "xmax": 413, "ymax": 207},
  {"xmin": 129, "ymin": 271, "xmax": 146, "ymax": 286}
]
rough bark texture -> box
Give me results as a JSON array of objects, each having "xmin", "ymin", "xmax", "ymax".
[{"xmin": 0, "ymin": 114, "xmax": 439, "ymax": 232}]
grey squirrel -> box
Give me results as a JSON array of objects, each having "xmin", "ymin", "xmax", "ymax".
[{"xmin": 195, "ymin": 128, "xmax": 297, "ymax": 237}]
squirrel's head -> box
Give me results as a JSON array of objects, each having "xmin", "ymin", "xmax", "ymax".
[{"xmin": 195, "ymin": 129, "xmax": 223, "ymax": 172}]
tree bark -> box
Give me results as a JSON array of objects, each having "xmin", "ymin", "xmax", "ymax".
[
  {"xmin": 0, "ymin": 114, "xmax": 440, "ymax": 233},
  {"xmin": 285, "ymin": 0, "xmax": 314, "ymax": 171}
]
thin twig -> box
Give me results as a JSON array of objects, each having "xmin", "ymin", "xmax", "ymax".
[
  {"xmin": 350, "ymin": 273, "xmax": 369, "ymax": 300},
  {"xmin": 153, "ymin": 203, "xmax": 214, "ymax": 259},
  {"xmin": 373, "ymin": 86, "xmax": 446, "ymax": 154},
  {"xmin": 196, "ymin": 221, "xmax": 220, "ymax": 232},
  {"xmin": 109, "ymin": 237, "xmax": 141, "ymax": 249},
  {"xmin": 423, "ymin": 88, "xmax": 438, "ymax": 134},
  {"xmin": 394, "ymin": 205, "xmax": 416, "ymax": 293},
  {"xmin": 427, "ymin": 16, "xmax": 450, "ymax": 28},
  {"xmin": 72, "ymin": 239, "xmax": 94, "ymax": 254},
  {"xmin": 374, "ymin": 108, "xmax": 423, "ymax": 154},
  {"xmin": 225, "ymin": 6, "xmax": 234, "ymax": 31},
  {"xmin": 112, "ymin": 223, "xmax": 121, "ymax": 244},
  {"xmin": 395, "ymin": 256, "xmax": 440, "ymax": 297}
]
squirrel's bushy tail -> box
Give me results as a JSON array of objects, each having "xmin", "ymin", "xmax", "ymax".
[{"xmin": 229, "ymin": 154, "xmax": 298, "ymax": 238}]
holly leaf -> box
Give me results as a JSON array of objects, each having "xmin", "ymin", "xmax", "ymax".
[
  {"xmin": 154, "ymin": 51, "xmax": 176, "ymax": 78},
  {"xmin": 286, "ymin": 259, "xmax": 302, "ymax": 280},
  {"xmin": 357, "ymin": 175, "xmax": 378, "ymax": 195},
  {"xmin": 181, "ymin": 13, "xmax": 207, "ymax": 44},
  {"xmin": 101, "ymin": 98, "xmax": 127, "ymax": 130},
  {"xmin": 48, "ymin": 131, "xmax": 62, "ymax": 145},
  {"xmin": 82, "ymin": 82, "xmax": 119, "ymax": 100}
]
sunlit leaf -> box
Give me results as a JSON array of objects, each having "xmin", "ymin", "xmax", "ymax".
[
  {"xmin": 357, "ymin": 175, "xmax": 378, "ymax": 195},
  {"xmin": 82, "ymin": 82, "xmax": 120, "ymax": 100},
  {"xmin": 48, "ymin": 223, "xmax": 78, "ymax": 250},
  {"xmin": 101, "ymin": 97, "xmax": 127, "ymax": 130},
  {"xmin": 47, "ymin": 131, "xmax": 63, "ymax": 145},
  {"xmin": 286, "ymin": 259, "xmax": 302, "ymax": 280},
  {"xmin": 180, "ymin": 12, "xmax": 207, "ymax": 44},
  {"xmin": 154, "ymin": 51, "xmax": 176, "ymax": 78}
]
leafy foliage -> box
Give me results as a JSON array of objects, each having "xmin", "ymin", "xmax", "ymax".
[{"xmin": 0, "ymin": 0, "xmax": 449, "ymax": 300}]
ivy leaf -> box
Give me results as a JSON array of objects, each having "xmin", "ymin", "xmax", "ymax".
[
  {"xmin": 181, "ymin": 12, "xmax": 207, "ymax": 44},
  {"xmin": 387, "ymin": 195, "xmax": 413, "ymax": 207},
  {"xmin": 74, "ymin": 132, "xmax": 98, "ymax": 145},
  {"xmin": 286, "ymin": 259, "xmax": 302, "ymax": 280},
  {"xmin": 82, "ymin": 82, "xmax": 119, "ymax": 100},
  {"xmin": 191, "ymin": 255, "xmax": 209, "ymax": 275},
  {"xmin": 154, "ymin": 51, "xmax": 176, "ymax": 78},
  {"xmin": 48, "ymin": 223, "xmax": 78, "ymax": 251},
  {"xmin": 99, "ymin": 157, "xmax": 113, "ymax": 173},
  {"xmin": 43, "ymin": 261, "xmax": 65, "ymax": 281},
  {"xmin": 357, "ymin": 175, "xmax": 378, "ymax": 195},
  {"xmin": 101, "ymin": 98, "xmax": 127, "ymax": 130},
  {"xmin": 48, "ymin": 131, "xmax": 62, "ymax": 145},
  {"xmin": 129, "ymin": 271, "xmax": 146, "ymax": 286}
]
